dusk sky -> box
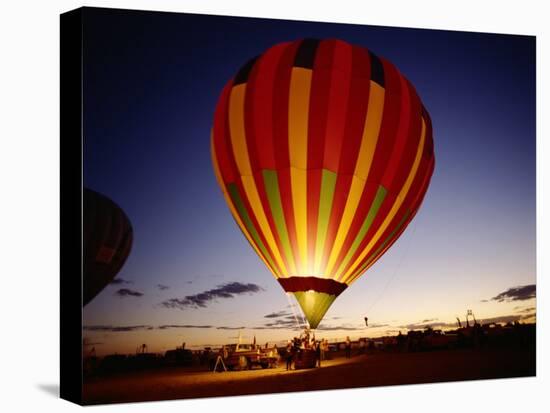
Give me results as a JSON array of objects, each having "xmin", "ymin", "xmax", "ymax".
[{"xmin": 82, "ymin": 8, "xmax": 535, "ymax": 355}]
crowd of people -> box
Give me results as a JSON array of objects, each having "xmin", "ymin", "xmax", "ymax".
[{"xmin": 284, "ymin": 330, "xmax": 337, "ymax": 370}]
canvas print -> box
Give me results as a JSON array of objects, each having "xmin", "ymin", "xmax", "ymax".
[{"xmin": 62, "ymin": 6, "xmax": 536, "ymax": 405}]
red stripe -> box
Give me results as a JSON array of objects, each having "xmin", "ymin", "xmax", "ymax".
[
  {"xmin": 349, "ymin": 157, "xmax": 434, "ymax": 283},
  {"xmin": 348, "ymin": 155, "xmax": 434, "ymax": 280},
  {"xmin": 306, "ymin": 169, "xmax": 322, "ymax": 267},
  {"xmin": 386, "ymin": 78, "xmax": 421, "ymax": 195},
  {"xmin": 338, "ymin": 45, "xmax": 372, "ymax": 175},
  {"xmin": 212, "ymin": 82, "xmax": 237, "ymax": 183},
  {"xmin": 272, "ymin": 42, "xmax": 302, "ymax": 271},
  {"xmin": 382, "ymin": 75, "xmax": 419, "ymax": 193},
  {"xmin": 335, "ymin": 60, "xmax": 405, "ymax": 277},
  {"xmin": 244, "ymin": 54, "xmax": 292, "ymax": 273},
  {"xmin": 233, "ymin": 174, "xmax": 283, "ymax": 276},
  {"xmin": 307, "ymin": 40, "xmax": 334, "ymax": 170},
  {"xmin": 324, "ymin": 46, "xmax": 373, "ymax": 272},
  {"xmin": 330, "ymin": 182, "xmax": 378, "ymax": 273},
  {"xmin": 322, "ymin": 40, "xmax": 353, "ymax": 172},
  {"xmin": 366, "ymin": 59, "xmax": 402, "ymax": 185},
  {"xmin": 422, "ymin": 110, "xmax": 435, "ymax": 162},
  {"xmin": 338, "ymin": 190, "xmax": 396, "ymax": 278},
  {"xmin": 278, "ymin": 276, "xmax": 347, "ymax": 295},
  {"xmin": 304, "ymin": 39, "xmax": 336, "ymax": 266},
  {"xmin": 213, "ymin": 77, "xmax": 282, "ymax": 276},
  {"xmin": 251, "ymin": 42, "xmax": 291, "ymax": 170},
  {"xmin": 319, "ymin": 173, "xmax": 354, "ymax": 272}
]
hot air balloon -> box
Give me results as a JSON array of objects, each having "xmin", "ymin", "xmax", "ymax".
[
  {"xmin": 83, "ymin": 188, "xmax": 133, "ymax": 306},
  {"xmin": 211, "ymin": 39, "xmax": 434, "ymax": 328}
]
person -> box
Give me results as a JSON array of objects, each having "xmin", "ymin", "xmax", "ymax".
[
  {"xmin": 358, "ymin": 338, "xmax": 365, "ymax": 355},
  {"xmin": 286, "ymin": 341, "xmax": 294, "ymax": 371},
  {"xmin": 345, "ymin": 336, "xmax": 352, "ymax": 358},
  {"xmin": 315, "ymin": 341, "xmax": 321, "ymax": 367}
]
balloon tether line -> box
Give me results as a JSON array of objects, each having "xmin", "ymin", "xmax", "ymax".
[
  {"xmin": 365, "ymin": 219, "xmax": 418, "ymax": 315},
  {"xmin": 285, "ymin": 292, "xmax": 304, "ymax": 330}
]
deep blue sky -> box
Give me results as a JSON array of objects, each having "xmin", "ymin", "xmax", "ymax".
[{"xmin": 82, "ymin": 7, "xmax": 535, "ymax": 353}]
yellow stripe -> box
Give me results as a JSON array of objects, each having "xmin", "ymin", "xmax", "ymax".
[
  {"xmin": 354, "ymin": 82, "xmax": 385, "ymax": 180},
  {"xmin": 228, "ymin": 85, "xmax": 253, "ymax": 176},
  {"xmin": 323, "ymin": 82, "xmax": 385, "ymax": 276},
  {"xmin": 228, "ymin": 85, "xmax": 288, "ymax": 276},
  {"xmin": 241, "ymin": 175, "xmax": 288, "ymax": 275},
  {"xmin": 288, "ymin": 67, "xmax": 312, "ymax": 273},
  {"xmin": 290, "ymin": 167, "xmax": 308, "ymax": 273},
  {"xmin": 339, "ymin": 118, "xmax": 426, "ymax": 283},
  {"xmin": 347, "ymin": 217, "xmax": 408, "ymax": 285},
  {"xmin": 210, "ymin": 134, "xmax": 277, "ymax": 276}
]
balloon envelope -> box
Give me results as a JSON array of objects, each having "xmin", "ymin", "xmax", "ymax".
[
  {"xmin": 83, "ymin": 188, "xmax": 133, "ymax": 306},
  {"xmin": 211, "ymin": 39, "xmax": 434, "ymax": 328}
]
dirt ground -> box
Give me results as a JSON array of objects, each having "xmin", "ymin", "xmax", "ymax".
[{"xmin": 82, "ymin": 348, "xmax": 535, "ymax": 405}]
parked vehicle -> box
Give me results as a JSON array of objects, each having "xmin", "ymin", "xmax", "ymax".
[{"xmin": 223, "ymin": 343, "xmax": 279, "ymax": 371}]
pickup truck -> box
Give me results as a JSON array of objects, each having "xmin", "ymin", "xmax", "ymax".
[{"xmin": 223, "ymin": 343, "xmax": 279, "ymax": 370}]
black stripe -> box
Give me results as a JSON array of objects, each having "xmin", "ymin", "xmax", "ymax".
[
  {"xmin": 233, "ymin": 56, "xmax": 259, "ymax": 85},
  {"xmin": 369, "ymin": 51, "xmax": 385, "ymax": 87},
  {"xmin": 294, "ymin": 38, "xmax": 320, "ymax": 69}
]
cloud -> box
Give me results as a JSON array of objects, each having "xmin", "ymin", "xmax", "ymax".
[
  {"xmin": 157, "ymin": 284, "xmax": 170, "ymax": 291},
  {"xmin": 480, "ymin": 314, "xmax": 535, "ymax": 324},
  {"xmin": 515, "ymin": 306, "xmax": 536, "ymax": 314},
  {"xmin": 216, "ymin": 326, "xmax": 246, "ymax": 330},
  {"xmin": 368, "ymin": 323, "xmax": 390, "ymax": 328},
  {"xmin": 159, "ymin": 282, "xmax": 264, "ymax": 310},
  {"xmin": 396, "ymin": 312, "xmax": 537, "ymax": 331},
  {"xmin": 83, "ymin": 325, "xmax": 150, "ymax": 332},
  {"xmin": 83, "ymin": 338, "xmax": 104, "ymax": 346},
  {"xmin": 398, "ymin": 320, "xmax": 456, "ymax": 330},
  {"xmin": 491, "ymin": 284, "xmax": 536, "ymax": 302},
  {"xmin": 264, "ymin": 318, "xmax": 296, "ymax": 328},
  {"xmin": 316, "ymin": 325, "xmax": 365, "ymax": 331},
  {"xmin": 115, "ymin": 288, "xmax": 144, "ymax": 297},
  {"xmin": 110, "ymin": 278, "xmax": 132, "ymax": 285},
  {"xmin": 264, "ymin": 310, "xmax": 291, "ymax": 319},
  {"xmin": 157, "ymin": 324, "xmax": 212, "ymax": 330}
]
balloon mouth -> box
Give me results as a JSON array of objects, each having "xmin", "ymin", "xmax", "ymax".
[{"xmin": 278, "ymin": 277, "xmax": 348, "ymax": 329}]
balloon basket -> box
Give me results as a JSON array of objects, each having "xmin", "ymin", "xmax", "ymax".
[{"xmin": 294, "ymin": 348, "xmax": 317, "ymax": 369}]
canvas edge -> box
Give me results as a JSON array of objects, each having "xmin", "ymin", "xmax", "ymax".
[{"xmin": 60, "ymin": 7, "xmax": 84, "ymax": 406}]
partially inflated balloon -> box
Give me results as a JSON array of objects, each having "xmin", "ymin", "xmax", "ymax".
[
  {"xmin": 211, "ymin": 39, "xmax": 434, "ymax": 328},
  {"xmin": 83, "ymin": 188, "xmax": 133, "ymax": 306}
]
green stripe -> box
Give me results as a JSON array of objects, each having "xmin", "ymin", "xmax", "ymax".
[
  {"xmin": 262, "ymin": 170, "xmax": 294, "ymax": 267},
  {"xmin": 352, "ymin": 209, "xmax": 411, "ymax": 279},
  {"xmin": 337, "ymin": 185, "xmax": 387, "ymax": 275},
  {"xmin": 315, "ymin": 169, "xmax": 337, "ymax": 260},
  {"xmin": 227, "ymin": 183, "xmax": 279, "ymax": 274},
  {"xmin": 293, "ymin": 291, "xmax": 337, "ymax": 329}
]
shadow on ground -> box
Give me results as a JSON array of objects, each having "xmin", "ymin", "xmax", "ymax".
[{"xmin": 37, "ymin": 384, "xmax": 59, "ymax": 398}]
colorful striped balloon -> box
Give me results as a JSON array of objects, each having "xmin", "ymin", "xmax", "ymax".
[{"xmin": 211, "ymin": 39, "xmax": 435, "ymax": 328}]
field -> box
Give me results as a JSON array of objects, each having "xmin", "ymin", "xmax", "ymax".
[{"xmin": 83, "ymin": 347, "xmax": 535, "ymax": 404}]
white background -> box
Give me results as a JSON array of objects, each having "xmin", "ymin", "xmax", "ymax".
[{"xmin": 0, "ymin": 0, "xmax": 547, "ymax": 412}]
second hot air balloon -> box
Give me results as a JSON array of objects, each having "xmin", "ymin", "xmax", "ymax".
[
  {"xmin": 83, "ymin": 188, "xmax": 133, "ymax": 306},
  {"xmin": 211, "ymin": 39, "xmax": 434, "ymax": 328}
]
